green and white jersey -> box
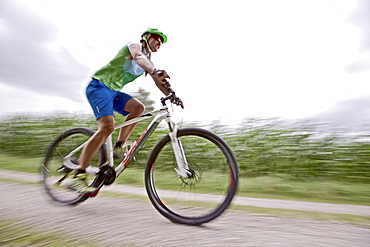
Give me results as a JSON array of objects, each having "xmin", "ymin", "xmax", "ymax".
[{"xmin": 93, "ymin": 42, "xmax": 151, "ymax": 91}]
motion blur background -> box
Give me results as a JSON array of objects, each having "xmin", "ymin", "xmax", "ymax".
[
  {"xmin": 0, "ymin": 0, "xmax": 369, "ymax": 202},
  {"xmin": 0, "ymin": 1, "xmax": 369, "ymax": 245},
  {"xmin": 0, "ymin": 0, "xmax": 369, "ymax": 124}
]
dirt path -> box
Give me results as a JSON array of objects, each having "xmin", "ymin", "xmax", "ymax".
[
  {"xmin": 1, "ymin": 169, "xmax": 369, "ymax": 216},
  {"xmin": 0, "ymin": 171, "xmax": 369, "ymax": 246}
]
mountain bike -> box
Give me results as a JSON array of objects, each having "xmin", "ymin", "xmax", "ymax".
[{"xmin": 41, "ymin": 83, "xmax": 239, "ymax": 226}]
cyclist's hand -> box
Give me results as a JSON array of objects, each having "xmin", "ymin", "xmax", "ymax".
[
  {"xmin": 151, "ymin": 69, "xmax": 170, "ymax": 84},
  {"xmin": 171, "ymin": 96, "xmax": 184, "ymax": 109}
]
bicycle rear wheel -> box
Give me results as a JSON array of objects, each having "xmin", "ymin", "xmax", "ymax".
[
  {"xmin": 41, "ymin": 127, "xmax": 106, "ymax": 205},
  {"xmin": 145, "ymin": 128, "xmax": 238, "ymax": 225}
]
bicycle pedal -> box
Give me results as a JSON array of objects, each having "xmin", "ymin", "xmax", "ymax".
[{"xmin": 91, "ymin": 165, "xmax": 116, "ymax": 187}]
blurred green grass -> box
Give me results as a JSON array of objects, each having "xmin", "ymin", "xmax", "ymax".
[
  {"xmin": 1, "ymin": 114, "xmax": 370, "ymax": 184},
  {"xmin": 1, "ymin": 153, "xmax": 369, "ymax": 206},
  {"xmin": 0, "ymin": 217, "xmax": 99, "ymax": 247}
]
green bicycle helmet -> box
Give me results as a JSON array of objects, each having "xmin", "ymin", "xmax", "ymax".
[{"xmin": 141, "ymin": 28, "xmax": 167, "ymax": 43}]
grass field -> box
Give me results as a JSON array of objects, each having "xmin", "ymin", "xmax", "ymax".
[
  {"xmin": 1, "ymin": 153, "xmax": 369, "ymax": 206},
  {"xmin": 0, "ymin": 217, "xmax": 99, "ymax": 246}
]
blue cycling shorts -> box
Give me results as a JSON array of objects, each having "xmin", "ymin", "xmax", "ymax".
[{"xmin": 86, "ymin": 79, "xmax": 133, "ymax": 120}]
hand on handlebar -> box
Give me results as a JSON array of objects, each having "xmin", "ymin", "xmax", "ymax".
[
  {"xmin": 160, "ymin": 81, "xmax": 184, "ymax": 109},
  {"xmin": 171, "ymin": 95, "xmax": 184, "ymax": 109}
]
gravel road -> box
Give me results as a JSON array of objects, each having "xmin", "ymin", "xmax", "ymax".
[{"xmin": 0, "ymin": 170, "xmax": 369, "ymax": 246}]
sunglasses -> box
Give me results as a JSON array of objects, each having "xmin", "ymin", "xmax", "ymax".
[{"xmin": 151, "ymin": 34, "xmax": 163, "ymax": 44}]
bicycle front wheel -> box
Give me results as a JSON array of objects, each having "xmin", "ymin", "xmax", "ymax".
[
  {"xmin": 145, "ymin": 128, "xmax": 238, "ymax": 225},
  {"xmin": 41, "ymin": 127, "xmax": 106, "ymax": 205}
]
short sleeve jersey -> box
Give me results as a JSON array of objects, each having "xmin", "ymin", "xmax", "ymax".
[{"xmin": 93, "ymin": 42, "xmax": 150, "ymax": 91}]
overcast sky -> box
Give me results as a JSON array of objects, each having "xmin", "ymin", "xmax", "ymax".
[{"xmin": 0, "ymin": 0, "xmax": 369, "ymax": 126}]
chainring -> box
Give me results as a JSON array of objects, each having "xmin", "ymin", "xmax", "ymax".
[{"xmin": 91, "ymin": 165, "xmax": 116, "ymax": 188}]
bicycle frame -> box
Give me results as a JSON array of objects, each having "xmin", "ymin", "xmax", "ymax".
[
  {"xmin": 42, "ymin": 83, "xmax": 238, "ymax": 225},
  {"xmin": 63, "ymin": 104, "xmax": 190, "ymax": 179}
]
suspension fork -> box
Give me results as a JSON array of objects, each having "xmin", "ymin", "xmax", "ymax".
[{"xmin": 166, "ymin": 119, "xmax": 191, "ymax": 178}]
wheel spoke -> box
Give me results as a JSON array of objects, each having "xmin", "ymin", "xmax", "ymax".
[
  {"xmin": 41, "ymin": 128, "xmax": 106, "ymax": 205},
  {"xmin": 145, "ymin": 128, "xmax": 238, "ymax": 225}
]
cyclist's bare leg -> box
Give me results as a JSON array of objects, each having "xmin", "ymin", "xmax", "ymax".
[
  {"xmin": 116, "ymin": 98, "xmax": 145, "ymax": 144},
  {"xmin": 78, "ymin": 116, "xmax": 115, "ymax": 170},
  {"xmin": 77, "ymin": 98, "xmax": 143, "ymax": 170}
]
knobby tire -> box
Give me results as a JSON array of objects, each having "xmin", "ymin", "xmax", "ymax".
[
  {"xmin": 41, "ymin": 127, "xmax": 106, "ymax": 205},
  {"xmin": 145, "ymin": 128, "xmax": 238, "ymax": 225}
]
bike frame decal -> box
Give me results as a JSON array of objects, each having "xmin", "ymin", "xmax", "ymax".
[
  {"xmin": 114, "ymin": 111, "xmax": 166, "ymax": 176},
  {"xmin": 114, "ymin": 127, "xmax": 149, "ymax": 176}
]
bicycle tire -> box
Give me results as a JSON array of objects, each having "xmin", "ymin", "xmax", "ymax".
[
  {"xmin": 145, "ymin": 128, "xmax": 238, "ymax": 225},
  {"xmin": 41, "ymin": 127, "xmax": 107, "ymax": 205}
]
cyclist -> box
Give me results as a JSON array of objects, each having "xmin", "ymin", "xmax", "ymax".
[{"xmin": 68, "ymin": 28, "xmax": 179, "ymax": 192}]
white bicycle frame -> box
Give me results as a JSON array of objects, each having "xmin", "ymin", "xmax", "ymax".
[{"xmin": 63, "ymin": 105, "xmax": 190, "ymax": 178}]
